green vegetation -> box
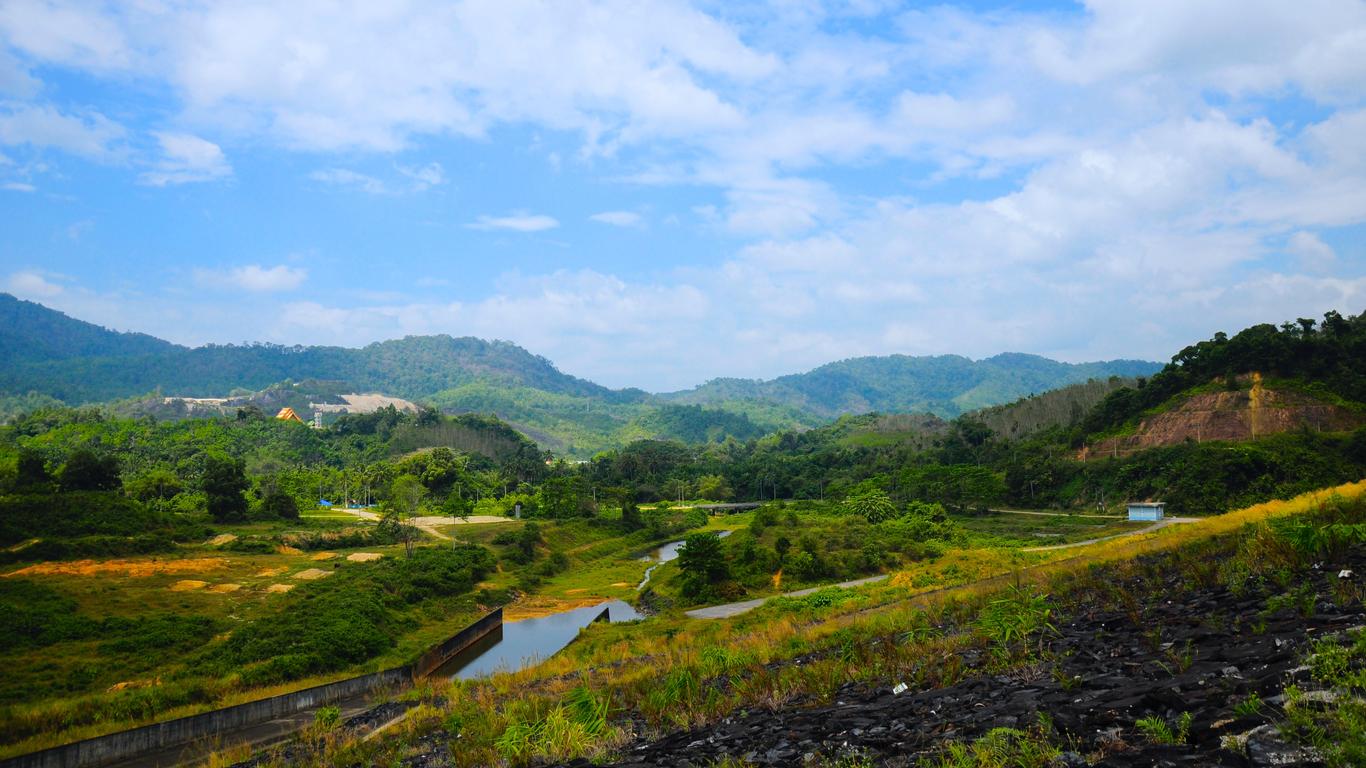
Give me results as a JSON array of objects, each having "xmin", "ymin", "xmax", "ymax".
[
  {"xmin": 0, "ymin": 293, "xmax": 1158, "ymax": 456},
  {"xmin": 281, "ymin": 482, "xmax": 1365, "ymax": 767},
  {"xmin": 1134, "ymin": 712, "xmax": 1191, "ymax": 745},
  {"xmin": 1277, "ymin": 626, "xmax": 1366, "ymax": 767},
  {"xmin": 2, "ymin": 307, "xmax": 1364, "ymax": 763},
  {"xmin": 206, "ymin": 546, "xmax": 496, "ymax": 686}
]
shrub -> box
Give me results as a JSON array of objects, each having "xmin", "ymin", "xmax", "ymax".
[{"xmin": 208, "ymin": 545, "xmax": 495, "ymax": 685}]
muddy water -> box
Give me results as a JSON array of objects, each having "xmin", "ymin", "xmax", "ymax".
[{"xmin": 434, "ymin": 599, "xmax": 643, "ymax": 680}]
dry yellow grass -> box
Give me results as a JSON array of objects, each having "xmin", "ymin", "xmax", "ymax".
[
  {"xmin": 310, "ymin": 551, "xmax": 338, "ymax": 561},
  {"xmin": 169, "ymin": 580, "xmax": 209, "ymax": 591},
  {"xmin": 208, "ymin": 583, "xmax": 242, "ymax": 593},
  {"xmin": 346, "ymin": 552, "xmax": 383, "ymax": 562},
  {"xmin": 254, "ymin": 566, "xmax": 287, "ymax": 577},
  {"xmin": 4, "ymin": 557, "xmax": 228, "ymax": 578},
  {"xmin": 292, "ymin": 568, "xmax": 331, "ymax": 580},
  {"xmin": 265, "ymin": 583, "xmax": 295, "ymax": 593}
]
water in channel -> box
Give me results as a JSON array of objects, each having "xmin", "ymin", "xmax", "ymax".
[
  {"xmin": 435, "ymin": 529, "xmax": 733, "ymax": 680},
  {"xmin": 636, "ymin": 529, "xmax": 733, "ymax": 590},
  {"xmin": 435, "ymin": 599, "xmax": 643, "ymax": 680}
]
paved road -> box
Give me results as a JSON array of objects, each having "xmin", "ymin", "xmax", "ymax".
[
  {"xmin": 685, "ymin": 574, "xmax": 890, "ymax": 619},
  {"xmin": 1022, "ymin": 516, "xmax": 1198, "ymax": 552}
]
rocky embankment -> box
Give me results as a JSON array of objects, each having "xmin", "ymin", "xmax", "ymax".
[{"xmin": 592, "ymin": 550, "xmax": 1365, "ymax": 767}]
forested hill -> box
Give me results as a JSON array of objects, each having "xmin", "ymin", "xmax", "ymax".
[
  {"xmin": 0, "ymin": 294, "xmax": 626, "ymax": 404},
  {"xmin": 0, "ymin": 294, "xmax": 177, "ymax": 363},
  {"xmin": 0, "ymin": 293, "xmax": 1162, "ymax": 455},
  {"xmin": 664, "ymin": 352, "xmax": 1160, "ymax": 419}
]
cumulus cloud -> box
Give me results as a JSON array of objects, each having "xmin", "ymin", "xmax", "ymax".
[
  {"xmin": 139, "ymin": 131, "xmax": 231, "ymax": 185},
  {"xmin": 1287, "ymin": 231, "xmax": 1337, "ymax": 272},
  {"xmin": 0, "ymin": 102, "xmax": 124, "ymax": 159},
  {"xmin": 469, "ymin": 212, "xmax": 560, "ymax": 232},
  {"xmin": 195, "ymin": 264, "xmax": 307, "ymax": 293},
  {"xmin": 4, "ymin": 269, "xmax": 63, "ymax": 298},
  {"xmin": 2, "ymin": 2, "xmax": 1365, "ymax": 388}
]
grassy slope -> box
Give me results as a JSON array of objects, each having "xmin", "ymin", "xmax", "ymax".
[
  {"xmin": 295, "ymin": 480, "xmax": 1366, "ymax": 767},
  {"xmin": 0, "ymin": 508, "xmax": 718, "ymax": 757}
]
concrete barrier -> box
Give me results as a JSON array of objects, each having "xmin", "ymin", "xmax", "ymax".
[
  {"xmin": 411, "ymin": 607, "xmax": 503, "ymax": 679},
  {"xmin": 2, "ymin": 608, "xmax": 503, "ymax": 768}
]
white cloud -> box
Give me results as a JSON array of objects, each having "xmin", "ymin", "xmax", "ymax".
[
  {"xmin": 1287, "ymin": 231, "xmax": 1336, "ymax": 272},
  {"xmin": 195, "ymin": 264, "xmax": 307, "ymax": 293},
  {"xmin": 312, "ymin": 162, "xmax": 445, "ymax": 194},
  {"xmin": 0, "ymin": 102, "xmax": 124, "ymax": 159},
  {"xmin": 589, "ymin": 210, "xmax": 643, "ymax": 228},
  {"xmin": 0, "ymin": 0, "xmax": 134, "ymax": 71},
  {"xmin": 2, "ymin": 2, "xmax": 1365, "ymax": 389},
  {"xmin": 2, "ymin": 180, "xmax": 33, "ymax": 191},
  {"xmin": 139, "ymin": 131, "xmax": 231, "ymax": 185},
  {"xmin": 4, "ymin": 269, "xmax": 63, "ymax": 298},
  {"xmin": 399, "ymin": 162, "xmax": 445, "ymax": 190},
  {"xmin": 311, "ymin": 168, "xmax": 389, "ymax": 194},
  {"xmin": 469, "ymin": 212, "xmax": 559, "ymax": 232}
]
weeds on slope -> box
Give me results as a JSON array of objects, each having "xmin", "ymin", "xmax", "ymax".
[{"xmin": 277, "ymin": 482, "xmax": 1366, "ymax": 767}]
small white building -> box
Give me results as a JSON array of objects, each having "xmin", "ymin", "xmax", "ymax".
[{"xmin": 1127, "ymin": 502, "xmax": 1165, "ymax": 522}]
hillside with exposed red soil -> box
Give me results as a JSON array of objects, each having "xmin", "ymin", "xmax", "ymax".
[{"xmin": 1081, "ymin": 375, "xmax": 1364, "ymax": 460}]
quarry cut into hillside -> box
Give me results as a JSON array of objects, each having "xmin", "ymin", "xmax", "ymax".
[{"xmin": 1081, "ymin": 375, "xmax": 1363, "ymax": 460}]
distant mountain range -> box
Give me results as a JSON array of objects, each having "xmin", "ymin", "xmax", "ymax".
[{"xmin": 0, "ymin": 293, "xmax": 1161, "ymax": 455}]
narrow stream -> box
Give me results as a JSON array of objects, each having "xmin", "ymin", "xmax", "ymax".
[
  {"xmin": 435, "ymin": 530, "xmax": 734, "ymax": 680},
  {"xmin": 637, "ymin": 529, "xmax": 733, "ymax": 590}
]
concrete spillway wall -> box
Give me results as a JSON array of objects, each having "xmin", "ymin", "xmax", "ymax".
[
  {"xmin": 2, "ymin": 608, "xmax": 503, "ymax": 768},
  {"xmin": 411, "ymin": 606, "xmax": 504, "ymax": 679}
]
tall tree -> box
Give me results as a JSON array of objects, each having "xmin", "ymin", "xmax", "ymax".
[
  {"xmin": 202, "ymin": 453, "xmax": 249, "ymax": 523},
  {"xmin": 59, "ymin": 448, "xmax": 121, "ymax": 492},
  {"xmin": 389, "ymin": 474, "xmax": 426, "ymax": 556},
  {"xmin": 678, "ymin": 532, "xmax": 729, "ymax": 599}
]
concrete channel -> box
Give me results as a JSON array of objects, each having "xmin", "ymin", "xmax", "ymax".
[{"xmin": 1, "ymin": 609, "xmax": 504, "ymax": 768}]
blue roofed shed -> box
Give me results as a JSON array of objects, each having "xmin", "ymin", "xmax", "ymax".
[{"xmin": 1127, "ymin": 502, "xmax": 1165, "ymax": 521}]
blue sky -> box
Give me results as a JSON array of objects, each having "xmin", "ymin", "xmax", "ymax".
[{"xmin": 1, "ymin": 1, "xmax": 1364, "ymax": 391}]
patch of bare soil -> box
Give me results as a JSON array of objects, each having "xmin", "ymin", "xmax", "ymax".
[
  {"xmin": 292, "ymin": 568, "xmax": 332, "ymax": 580},
  {"xmin": 209, "ymin": 583, "xmax": 242, "ymax": 593},
  {"xmin": 5, "ymin": 557, "xmax": 228, "ymax": 578},
  {"xmin": 1083, "ymin": 376, "xmax": 1364, "ymax": 459},
  {"xmin": 170, "ymin": 580, "xmax": 209, "ymax": 591},
  {"xmin": 255, "ymin": 566, "xmax": 288, "ymax": 577},
  {"xmin": 107, "ymin": 678, "xmax": 159, "ymax": 693},
  {"xmin": 265, "ymin": 583, "xmax": 295, "ymax": 593},
  {"xmin": 346, "ymin": 552, "xmax": 382, "ymax": 562}
]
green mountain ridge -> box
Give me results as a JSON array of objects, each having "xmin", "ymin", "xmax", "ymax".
[
  {"xmin": 0, "ymin": 293, "xmax": 1162, "ymax": 455},
  {"xmin": 664, "ymin": 351, "xmax": 1160, "ymax": 418}
]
